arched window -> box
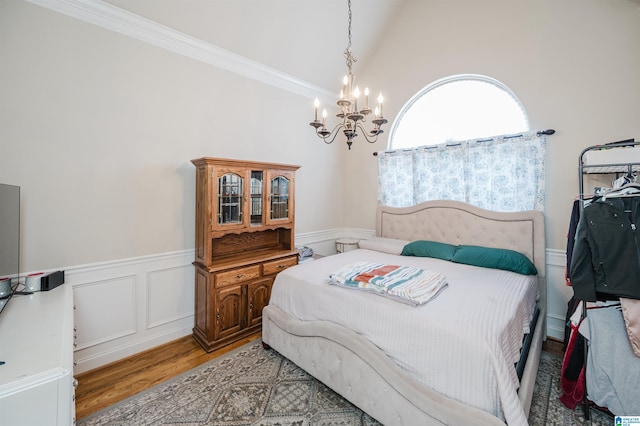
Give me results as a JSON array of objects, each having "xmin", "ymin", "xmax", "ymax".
[
  {"xmin": 390, "ymin": 74, "xmax": 529, "ymax": 149},
  {"xmin": 378, "ymin": 75, "xmax": 546, "ymax": 212}
]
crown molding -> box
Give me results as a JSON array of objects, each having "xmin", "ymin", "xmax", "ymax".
[{"xmin": 25, "ymin": 0, "xmax": 335, "ymax": 102}]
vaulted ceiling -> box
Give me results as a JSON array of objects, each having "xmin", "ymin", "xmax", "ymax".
[
  {"xmin": 103, "ymin": 0, "xmax": 405, "ymax": 91},
  {"xmin": 58, "ymin": 0, "xmax": 640, "ymax": 95}
]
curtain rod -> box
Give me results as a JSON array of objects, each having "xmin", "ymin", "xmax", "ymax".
[{"xmin": 372, "ymin": 129, "xmax": 556, "ymax": 156}]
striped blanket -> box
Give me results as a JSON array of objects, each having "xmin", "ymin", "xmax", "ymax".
[{"xmin": 327, "ymin": 261, "xmax": 448, "ymax": 306}]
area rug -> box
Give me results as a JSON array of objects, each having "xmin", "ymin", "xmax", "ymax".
[{"xmin": 78, "ymin": 340, "xmax": 614, "ymax": 425}]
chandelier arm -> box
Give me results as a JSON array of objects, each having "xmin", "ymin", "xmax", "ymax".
[
  {"xmin": 354, "ymin": 123, "xmax": 381, "ymax": 144},
  {"xmin": 315, "ymin": 123, "xmax": 346, "ymax": 145}
]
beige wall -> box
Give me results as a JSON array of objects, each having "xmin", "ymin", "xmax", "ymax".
[
  {"xmin": 1, "ymin": 0, "xmax": 639, "ymax": 275},
  {"xmin": 347, "ymin": 0, "xmax": 640, "ymax": 250},
  {"xmin": 0, "ymin": 0, "xmax": 345, "ymax": 272}
]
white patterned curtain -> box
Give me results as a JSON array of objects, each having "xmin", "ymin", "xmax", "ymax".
[{"xmin": 377, "ymin": 132, "xmax": 546, "ymax": 211}]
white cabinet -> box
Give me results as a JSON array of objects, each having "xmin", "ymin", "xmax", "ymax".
[{"xmin": 0, "ymin": 284, "xmax": 75, "ymax": 426}]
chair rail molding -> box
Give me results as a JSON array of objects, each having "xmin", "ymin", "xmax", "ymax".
[
  {"xmin": 23, "ymin": 0, "xmax": 335, "ymax": 103},
  {"xmin": 45, "ymin": 229, "xmax": 570, "ymax": 372}
]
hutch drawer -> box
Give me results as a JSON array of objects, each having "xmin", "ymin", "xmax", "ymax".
[
  {"xmin": 263, "ymin": 257, "xmax": 298, "ymax": 276},
  {"xmin": 214, "ymin": 265, "xmax": 261, "ymax": 287}
]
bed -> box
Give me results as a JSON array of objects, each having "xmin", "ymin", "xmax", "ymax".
[{"xmin": 262, "ymin": 200, "xmax": 546, "ymax": 425}]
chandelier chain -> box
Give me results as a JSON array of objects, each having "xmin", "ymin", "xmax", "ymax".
[{"xmin": 343, "ymin": 0, "xmax": 356, "ymax": 72}]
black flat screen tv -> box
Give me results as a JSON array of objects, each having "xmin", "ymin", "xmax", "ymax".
[{"xmin": 0, "ymin": 183, "xmax": 20, "ymax": 314}]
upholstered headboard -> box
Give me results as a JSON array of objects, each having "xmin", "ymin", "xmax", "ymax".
[
  {"xmin": 376, "ymin": 200, "xmax": 546, "ymax": 281},
  {"xmin": 376, "ymin": 199, "xmax": 547, "ymax": 340}
]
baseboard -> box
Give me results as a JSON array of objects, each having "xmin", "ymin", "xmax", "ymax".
[{"xmin": 75, "ymin": 324, "xmax": 193, "ymax": 374}]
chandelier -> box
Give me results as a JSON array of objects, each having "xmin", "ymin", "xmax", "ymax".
[{"xmin": 309, "ymin": 0, "xmax": 388, "ymax": 150}]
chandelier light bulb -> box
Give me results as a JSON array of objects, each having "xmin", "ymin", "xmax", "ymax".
[
  {"xmin": 342, "ymin": 75, "xmax": 349, "ymax": 100},
  {"xmin": 314, "ymin": 97, "xmax": 320, "ymax": 122},
  {"xmin": 353, "ymin": 86, "xmax": 360, "ymax": 111}
]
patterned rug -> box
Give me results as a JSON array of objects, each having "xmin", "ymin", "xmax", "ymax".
[
  {"xmin": 529, "ymin": 352, "xmax": 612, "ymax": 426},
  {"xmin": 78, "ymin": 341, "xmax": 614, "ymax": 426}
]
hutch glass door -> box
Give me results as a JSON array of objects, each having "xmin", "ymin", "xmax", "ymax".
[
  {"xmin": 269, "ymin": 176, "xmax": 289, "ymax": 220},
  {"xmin": 218, "ymin": 173, "xmax": 243, "ymax": 225},
  {"xmin": 250, "ymin": 171, "xmax": 263, "ymax": 226}
]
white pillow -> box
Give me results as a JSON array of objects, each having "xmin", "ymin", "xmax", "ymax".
[{"xmin": 358, "ymin": 237, "xmax": 410, "ymax": 255}]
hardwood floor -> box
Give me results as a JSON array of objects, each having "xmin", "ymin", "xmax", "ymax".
[
  {"xmin": 74, "ymin": 332, "xmax": 261, "ymax": 420},
  {"xmin": 543, "ymin": 337, "xmax": 564, "ymax": 357},
  {"xmin": 75, "ymin": 333, "xmax": 565, "ymax": 420}
]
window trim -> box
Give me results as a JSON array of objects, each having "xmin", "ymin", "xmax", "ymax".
[{"xmin": 388, "ymin": 74, "xmax": 529, "ymax": 150}]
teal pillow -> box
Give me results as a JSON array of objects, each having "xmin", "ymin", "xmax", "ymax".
[
  {"xmin": 401, "ymin": 240, "xmax": 457, "ymax": 261},
  {"xmin": 452, "ymin": 245, "xmax": 537, "ymax": 275}
]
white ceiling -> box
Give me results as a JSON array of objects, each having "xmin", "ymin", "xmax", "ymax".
[{"xmin": 103, "ymin": 0, "xmax": 405, "ymax": 91}]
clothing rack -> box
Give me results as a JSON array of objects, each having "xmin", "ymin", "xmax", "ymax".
[
  {"xmin": 578, "ymin": 139, "xmax": 640, "ymax": 206},
  {"xmin": 573, "ymin": 138, "xmax": 639, "ymax": 420},
  {"xmin": 372, "ymin": 128, "xmax": 555, "ymax": 156}
]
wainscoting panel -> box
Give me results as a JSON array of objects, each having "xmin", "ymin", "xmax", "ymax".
[
  {"xmin": 67, "ymin": 250, "xmax": 196, "ymax": 374},
  {"xmin": 544, "ymin": 248, "xmax": 574, "ymax": 342},
  {"xmin": 73, "ymin": 275, "xmax": 137, "ymax": 350},
  {"xmin": 62, "ymin": 230, "xmax": 570, "ymax": 374},
  {"xmin": 147, "ymin": 265, "xmax": 194, "ymax": 329}
]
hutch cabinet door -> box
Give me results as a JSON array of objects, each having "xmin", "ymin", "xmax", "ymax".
[
  {"xmin": 213, "ymin": 285, "xmax": 244, "ymax": 340},
  {"xmin": 265, "ymin": 170, "xmax": 295, "ymax": 225},
  {"xmin": 213, "ymin": 167, "xmax": 250, "ymax": 231},
  {"xmin": 246, "ymin": 278, "xmax": 272, "ymax": 328}
]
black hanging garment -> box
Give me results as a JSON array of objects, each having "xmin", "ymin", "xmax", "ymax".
[
  {"xmin": 565, "ymin": 199, "xmax": 582, "ymax": 286},
  {"xmin": 569, "ymin": 195, "xmax": 640, "ymax": 301}
]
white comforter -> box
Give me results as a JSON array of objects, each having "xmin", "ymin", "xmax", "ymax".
[{"xmin": 268, "ymin": 248, "xmax": 538, "ymax": 425}]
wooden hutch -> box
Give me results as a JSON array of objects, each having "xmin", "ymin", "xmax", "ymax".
[{"xmin": 191, "ymin": 157, "xmax": 300, "ymax": 352}]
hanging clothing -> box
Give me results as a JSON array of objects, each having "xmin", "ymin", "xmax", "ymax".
[
  {"xmin": 565, "ymin": 199, "xmax": 581, "ymax": 286},
  {"xmin": 620, "ymin": 298, "xmax": 640, "ymax": 357},
  {"xmin": 570, "ymin": 195, "xmax": 640, "ymax": 301},
  {"xmin": 580, "ymin": 305, "xmax": 640, "ymax": 414},
  {"xmin": 560, "ymin": 306, "xmax": 586, "ymax": 410}
]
